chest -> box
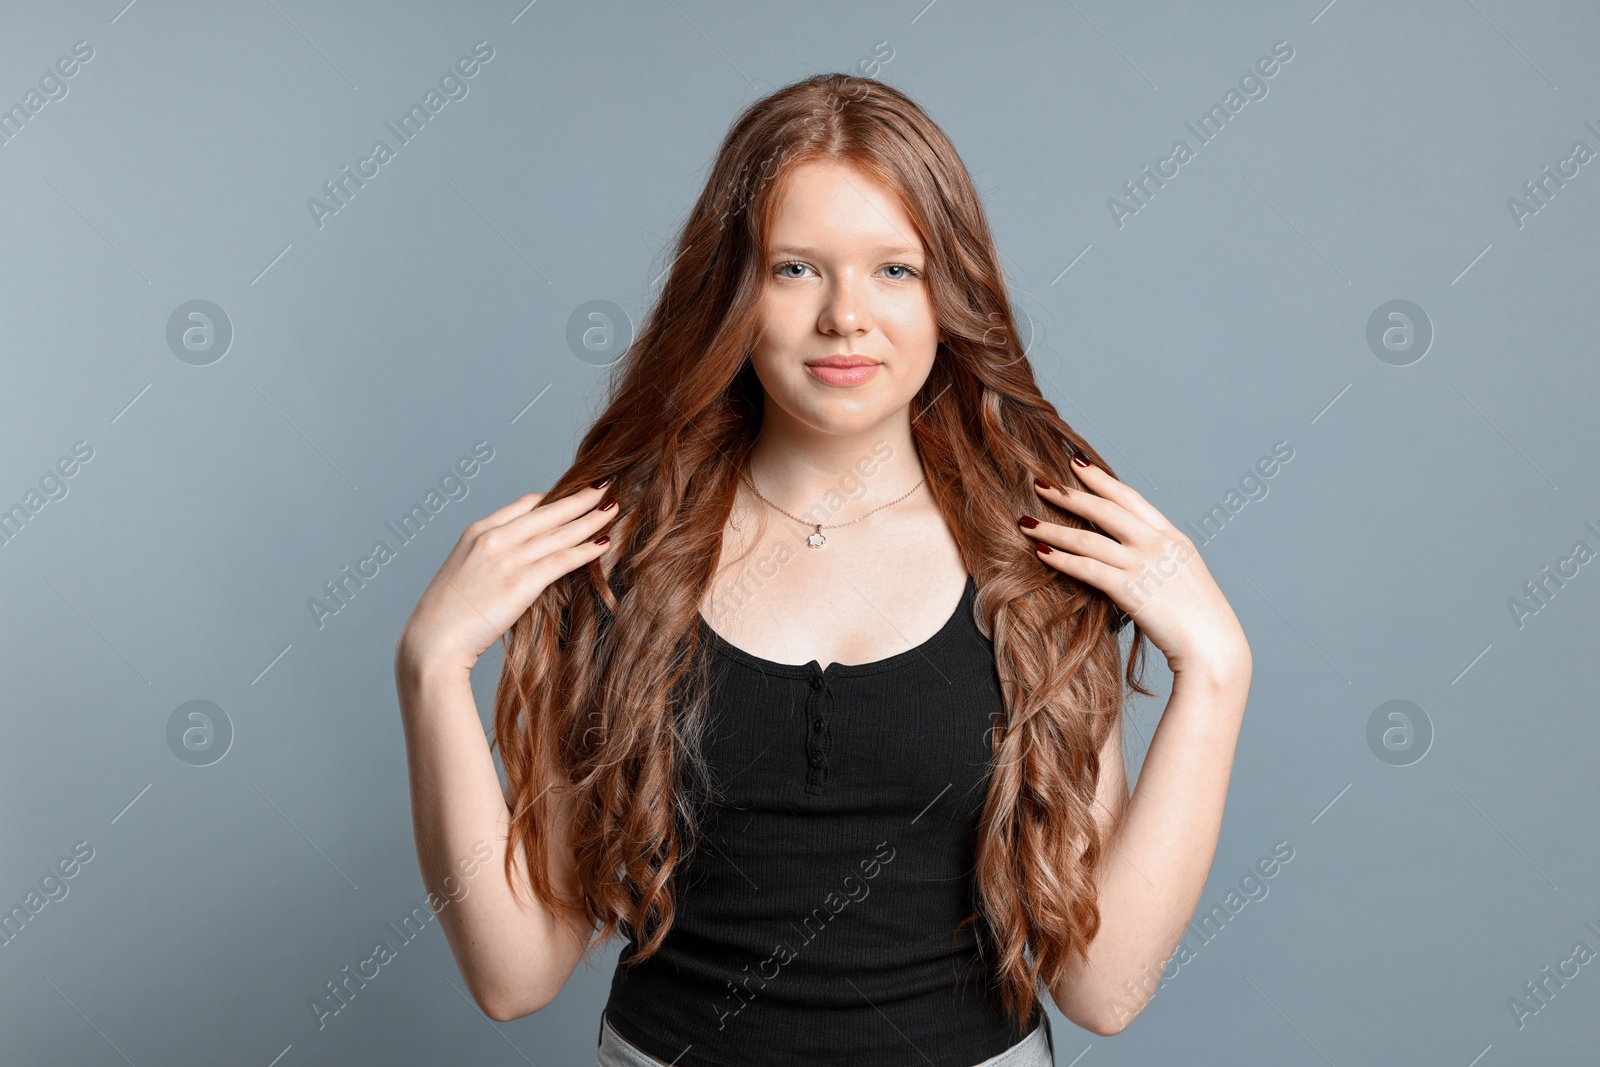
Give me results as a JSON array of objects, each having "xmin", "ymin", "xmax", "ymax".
[
  {"xmin": 698, "ymin": 499, "xmax": 969, "ymax": 671},
  {"xmin": 695, "ymin": 627, "xmax": 1006, "ymax": 816}
]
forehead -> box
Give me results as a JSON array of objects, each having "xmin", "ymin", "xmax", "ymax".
[{"xmin": 765, "ymin": 160, "xmax": 923, "ymax": 256}]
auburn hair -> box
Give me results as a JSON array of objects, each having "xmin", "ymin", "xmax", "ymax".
[{"xmin": 492, "ymin": 71, "xmax": 1153, "ymax": 1026}]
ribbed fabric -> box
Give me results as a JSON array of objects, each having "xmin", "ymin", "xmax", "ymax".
[{"xmin": 601, "ymin": 573, "xmax": 1043, "ymax": 1067}]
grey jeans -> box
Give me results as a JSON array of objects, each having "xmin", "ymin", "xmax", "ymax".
[{"xmin": 596, "ymin": 1011, "xmax": 1055, "ymax": 1067}]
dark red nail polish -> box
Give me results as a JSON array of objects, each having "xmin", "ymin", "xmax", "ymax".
[
  {"xmin": 590, "ymin": 476, "xmax": 613, "ymax": 489},
  {"xmin": 593, "ymin": 534, "xmax": 610, "ymax": 546},
  {"xmin": 1071, "ymin": 451, "xmax": 1090, "ymax": 468},
  {"xmin": 1035, "ymin": 477, "xmax": 1052, "ymax": 491},
  {"xmin": 1018, "ymin": 516, "xmax": 1040, "ymax": 529},
  {"xmin": 599, "ymin": 497, "xmax": 616, "ymax": 511},
  {"xmin": 1034, "ymin": 541, "xmax": 1051, "ymax": 554}
]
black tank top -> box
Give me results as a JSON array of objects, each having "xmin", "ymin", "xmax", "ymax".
[{"xmin": 602, "ymin": 573, "xmax": 1041, "ymax": 1066}]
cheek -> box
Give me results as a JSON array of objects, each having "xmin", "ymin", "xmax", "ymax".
[
  {"xmin": 879, "ymin": 291, "xmax": 939, "ymax": 343},
  {"xmin": 754, "ymin": 289, "xmax": 812, "ymax": 346},
  {"xmin": 879, "ymin": 303, "xmax": 939, "ymax": 369},
  {"xmin": 746, "ymin": 347, "xmax": 800, "ymax": 406}
]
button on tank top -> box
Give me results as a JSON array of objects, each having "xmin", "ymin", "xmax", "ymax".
[{"xmin": 602, "ymin": 573, "xmax": 1041, "ymax": 1066}]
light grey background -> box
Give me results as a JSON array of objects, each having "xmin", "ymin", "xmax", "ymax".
[{"xmin": 2, "ymin": 1, "xmax": 1596, "ymax": 1064}]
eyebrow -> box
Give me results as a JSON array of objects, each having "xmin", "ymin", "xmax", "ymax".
[{"xmin": 768, "ymin": 243, "xmax": 925, "ymax": 258}]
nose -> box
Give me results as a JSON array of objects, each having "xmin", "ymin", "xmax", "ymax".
[{"xmin": 817, "ymin": 271, "xmax": 872, "ymax": 337}]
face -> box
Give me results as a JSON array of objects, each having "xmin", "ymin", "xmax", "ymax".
[{"xmin": 748, "ymin": 159, "xmax": 940, "ymax": 437}]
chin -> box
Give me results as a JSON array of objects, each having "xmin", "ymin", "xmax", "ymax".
[{"xmin": 803, "ymin": 403, "xmax": 898, "ymax": 435}]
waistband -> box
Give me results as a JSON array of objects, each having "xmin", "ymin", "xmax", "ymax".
[{"xmin": 596, "ymin": 1010, "xmax": 1054, "ymax": 1067}]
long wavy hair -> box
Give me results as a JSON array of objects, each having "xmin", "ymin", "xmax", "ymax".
[{"xmin": 492, "ymin": 72, "xmax": 1153, "ymax": 1026}]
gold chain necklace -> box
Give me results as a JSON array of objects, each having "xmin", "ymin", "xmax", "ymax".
[{"xmin": 739, "ymin": 470, "xmax": 926, "ymax": 549}]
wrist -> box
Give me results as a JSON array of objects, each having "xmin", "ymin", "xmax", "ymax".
[
  {"xmin": 1168, "ymin": 640, "xmax": 1252, "ymax": 691},
  {"xmin": 1170, "ymin": 655, "xmax": 1251, "ymax": 693},
  {"xmin": 394, "ymin": 638, "xmax": 476, "ymax": 686}
]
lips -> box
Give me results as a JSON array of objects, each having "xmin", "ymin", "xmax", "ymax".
[
  {"xmin": 804, "ymin": 355, "xmax": 881, "ymax": 387},
  {"xmin": 804, "ymin": 355, "xmax": 879, "ymax": 368}
]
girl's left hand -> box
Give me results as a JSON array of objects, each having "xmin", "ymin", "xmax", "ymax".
[{"xmin": 1021, "ymin": 455, "xmax": 1251, "ymax": 683}]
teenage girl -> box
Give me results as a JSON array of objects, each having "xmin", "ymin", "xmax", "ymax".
[{"xmin": 395, "ymin": 73, "xmax": 1252, "ymax": 1067}]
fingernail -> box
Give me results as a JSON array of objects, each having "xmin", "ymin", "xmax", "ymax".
[
  {"xmin": 590, "ymin": 476, "xmax": 613, "ymax": 489},
  {"xmin": 599, "ymin": 497, "xmax": 617, "ymax": 511},
  {"xmin": 1034, "ymin": 541, "xmax": 1052, "ymax": 554},
  {"xmin": 1071, "ymin": 451, "xmax": 1091, "ymax": 468},
  {"xmin": 1018, "ymin": 516, "xmax": 1040, "ymax": 529},
  {"xmin": 1035, "ymin": 477, "xmax": 1052, "ymax": 491},
  {"xmin": 593, "ymin": 534, "xmax": 610, "ymax": 546}
]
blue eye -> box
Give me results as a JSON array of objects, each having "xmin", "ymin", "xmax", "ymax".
[{"xmin": 771, "ymin": 261, "xmax": 922, "ymax": 280}]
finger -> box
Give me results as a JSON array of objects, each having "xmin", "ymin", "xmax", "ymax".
[
  {"xmin": 1059, "ymin": 457, "xmax": 1178, "ymax": 537},
  {"xmin": 520, "ymin": 493, "xmax": 619, "ymax": 562},
  {"xmin": 493, "ymin": 477, "xmax": 615, "ymax": 542},
  {"xmin": 1029, "ymin": 537, "xmax": 1126, "ymax": 598},
  {"xmin": 1017, "ymin": 515, "xmax": 1135, "ymax": 569},
  {"xmin": 535, "ymin": 528, "xmax": 616, "ymax": 581},
  {"xmin": 1033, "ymin": 476, "xmax": 1148, "ymax": 546},
  {"xmin": 470, "ymin": 490, "xmax": 547, "ymax": 533},
  {"xmin": 511, "ymin": 514, "xmax": 616, "ymax": 597}
]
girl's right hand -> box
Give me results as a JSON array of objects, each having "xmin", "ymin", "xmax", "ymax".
[{"xmin": 395, "ymin": 477, "xmax": 619, "ymax": 675}]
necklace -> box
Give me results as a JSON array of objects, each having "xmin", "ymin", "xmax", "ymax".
[{"xmin": 739, "ymin": 470, "xmax": 926, "ymax": 549}]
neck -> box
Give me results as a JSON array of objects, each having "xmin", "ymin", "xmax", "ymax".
[{"xmin": 743, "ymin": 407, "xmax": 924, "ymax": 521}]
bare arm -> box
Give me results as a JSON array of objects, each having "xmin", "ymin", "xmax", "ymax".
[
  {"xmin": 1047, "ymin": 665, "xmax": 1250, "ymax": 1035},
  {"xmin": 395, "ymin": 657, "xmax": 593, "ymax": 1019},
  {"xmin": 394, "ymin": 478, "xmax": 619, "ymax": 1020},
  {"xmin": 1018, "ymin": 455, "xmax": 1253, "ymax": 1035}
]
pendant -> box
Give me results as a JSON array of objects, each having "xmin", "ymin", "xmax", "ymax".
[{"xmin": 807, "ymin": 526, "xmax": 826, "ymax": 548}]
